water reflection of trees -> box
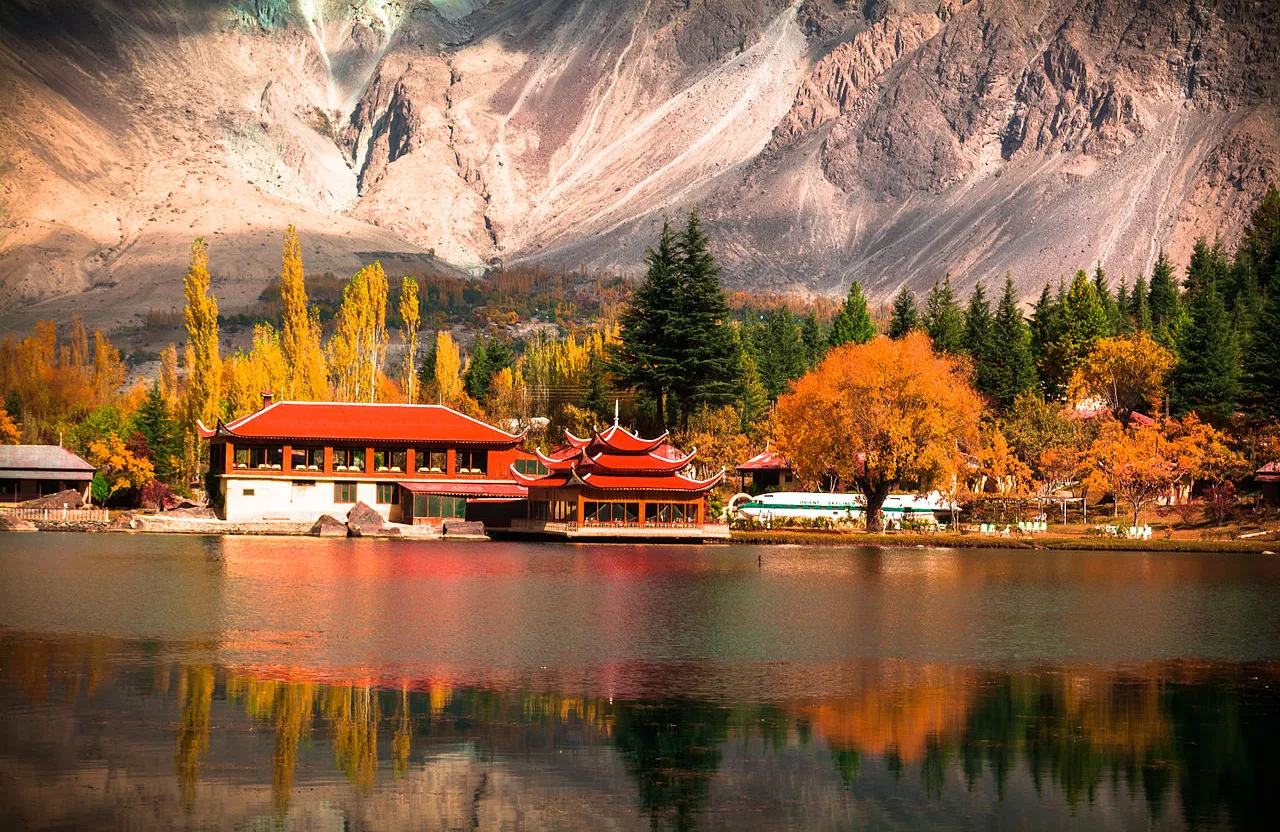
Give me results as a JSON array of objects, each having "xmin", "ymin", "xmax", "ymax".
[{"xmin": 2, "ymin": 635, "xmax": 1277, "ymax": 830}]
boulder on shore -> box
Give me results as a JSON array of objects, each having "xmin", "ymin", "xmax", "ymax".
[
  {"xmin": 21, "ymin": 489, "xmax": 85, "ymax": 509},
  {"xmin": 310, "ymin": 514, "xmax": 348, "ymax": 537},
  {"xmin": 0, "ymin": 514, "xmax": 38, "ymax": 532},
  {"xmin": 345, "ymin": 502, "xmax": 385, "ymax": 537},
  {"xmin": 444, "ymin": 520, "xmax": 489, "ymax": 539}
]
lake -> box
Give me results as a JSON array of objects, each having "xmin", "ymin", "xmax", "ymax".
[{"xmin": 1, "ymin": 534, "xmax": 1278, "ymax": 830}]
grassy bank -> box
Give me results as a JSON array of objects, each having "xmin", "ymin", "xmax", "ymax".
[{"xmin": 729, "ymin": 529, "xmax": 1279, "ymax": 553}]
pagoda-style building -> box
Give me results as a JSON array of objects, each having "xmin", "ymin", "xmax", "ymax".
[{"xmin": 509, "ymin": 418, "xmax": 728, "ymax": 540}]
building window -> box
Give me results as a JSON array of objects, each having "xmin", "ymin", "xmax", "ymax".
[
  {"xmin": 333, "ymin": 448, "xmax": 365, "ymax": 473},
  {"xmin": 416, "ymin": 449, "xmax": 447, "ymax": 473},
  {"xmin": 514, "ymin": 458, "xmax": 549, "ymax": 476},
  {"xmin": 233, "ymin": 447, "xmax": 250, "ymax": 469},
  {"xmin": 376, "ymin": 483, "xmax": 396, "ymax": 504},
  {"xmin": 291, "ymin": 447, "xmax": 323, "ymax": 471},
  {"xmin": 583, "ymin": 501, "xmax": 639, "ymax": 525},
  {"xmin": 645, "ymin": 502, "xmax": 693, "ymax": 525},
  {"xmin": 335, "ymin": 482, "xmax": 357, "ymax": 503},
  {"xmin": 246, "ymin": 446, "xmax": 283, "ymax": 470},
  {"xmin": 242, "ymin": 488, "xmax": 255, "ymax": 497},
  {"xmin": 373, "ymin": 449, "xmax": 408, "ymax": 473},
  {"xmin": 456, "ymin": 449, "xmax": 487, "ymax": 475},
  {"xmin": 412, "ymin": 494, "xmax": 467, "ymax": 519}
]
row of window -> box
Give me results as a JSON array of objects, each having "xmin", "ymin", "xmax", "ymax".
[
  {"xmin": 530, "ymin": 499, "xmax": 577, "ymax": 521},
  {"xmin": 574, "ymin": 501, "xmax": 699, "ymax": 525},
  {"xmin": 242, "ymin": 482, "xmax": 399, "ymax": 504},
  {"xmin": 232, "ymin": 447, "xmax": 489, "ymax": 474},
  {"xmin": 412, "ymin": 494, "xmax": 467, "ymax": 519}
]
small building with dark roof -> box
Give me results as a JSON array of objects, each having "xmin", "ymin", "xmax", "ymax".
[
  {"xmin": 735, "ymin": 445, "xmax": 797, "ymax": 493},
  {"xmin": 1256, "ymin": 461, "xmax": 1280, "ymax": 507},
  {"xmin": 0, "ymin": 445, "xmax": 96, "ymax": 504}
]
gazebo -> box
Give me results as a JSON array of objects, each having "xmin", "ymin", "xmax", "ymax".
[{"xmin": 510, "ymin": 416, "xmax": 727, "ymax": 540}]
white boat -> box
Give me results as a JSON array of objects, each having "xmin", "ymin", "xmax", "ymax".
[{"xmin": 733, "ymin": 491, "xmax": 951, "ymax": 525}]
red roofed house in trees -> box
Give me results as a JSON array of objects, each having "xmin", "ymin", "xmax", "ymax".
[
  {"xmin": 199, "ymin": 396, "xmax": 536, "ymax": 527},
  {"xmin": 510, "ymin": 417, "xmax": 728, "ymax": 540}
]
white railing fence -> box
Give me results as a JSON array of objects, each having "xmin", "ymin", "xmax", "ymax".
[{"xmin": 0, "ymin": 507, "xmax": 110, "ymax": 523}]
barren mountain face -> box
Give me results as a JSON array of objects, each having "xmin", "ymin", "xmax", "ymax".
[{"xmin": 0, "ymin": 0, "xmax": 1276, "ymax": 329}]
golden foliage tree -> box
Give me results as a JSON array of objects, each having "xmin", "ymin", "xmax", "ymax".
[
  {"xmin": 0, "ymin": 407, "xmax": 19, "ymax": 444},
  {"xmin": 328, "ymin": 262, "xmax": 389, "ymax": 402},
  {"xmin": 1069, "ymin": 332, "xmax": 1176, "ymax": 426},
  {"xmin": 86, "ymin": 433, "xmax": 155, "ymax": 495},
  {"xmin": 91, "ymin": 330, "xmax": 126, "ymax": 402},
  {"xmin": 159, "ymin": 343, "xmax": 180, "ymax": 406},
  {"xmin": 486, "ymin": 365, "xmax": 528, "ymax": 423},
  {"xmin": 69, "ymin": 314, "xmax": 89, "ymax": 371},
  {"xmin": 970, "ymin": 425, "xmax": 1032, "ymax": 496},
  {"xmin": 677, "ymin": 405, "xmax": 750, "ymax": 481},
  {"xmin": 222, "ymin": 324, "xmax": 290, "ymax": 419},
  {"xmin": 278, "ymin": 225, "xmax": 329, "ymax": 401},
  {"xmin": 432, "ymin": 330, "xmax": 465, "ymax": 407},
  {"xmin": 1083, "ymin": 419, "xmax": 1179, "ymax": 526},
  {"xmin": 182, "ymin": 238, "xmax": 221, "ymax": 432},
  {"xmin": 399, "ymin": 276, "xmax": 420, "ymax": 403},
  {"xmin": 774, "ymin": 332, "xmax": 985, "ymax": 530}
]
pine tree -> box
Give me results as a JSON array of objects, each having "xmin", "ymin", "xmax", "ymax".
[
  {"xmin": 399, "ymin": 276, "xmax": 420, "ymax": 403},
  {"xmin": 922, "ymin": 275, "xmax": 965, "ymax": 353},
  {"xmin": 1172, "ymin": 244, "xmax": 1239, "ymax": 424},
  {"xmin": 670, "ymin": 209, "xmax": 740, "ymax": 427},
  {"xmin": 737, "ymin": 350, "xmax": 770, "ymax": 433},
  {"xmin": 1029, "ymin": 282, "xmax": 1060, "ymax": 389},
  {"xmin": 888, "ymin": 287, "xmax": 918, "ymax": 338},
  {"xmin": 828, "ymin": 280, "xmax": 876, "ymax": 347},
  {"xmin": 132, "ymin": 383, "xmax": 181, "ymax": 484},
  {"xmin": 1115, "ymin": 278, "xmax": 1133, "ymax": 334},
  {"xmin": 279, "ymin": 225, "xmax": 328, "ymax": 400},
  {"xmin": 464, "ymin": 339, "xmax": 513, "ymax": 403},
  {"xmin": 758, "ymin": 306, "xmax": 806, "ymax": 399},
  {"xmin": 1237, "ymin": 183, "xmax": 1280, "ymax": 297},
  {"xmin": 985, "ymin": 274, "xmax": 1036, "ymax": 409},
  {"xmin": 1244, "ymin": 283, "xmax": 1280, "ymax": 417},
  {"xmin": 609, "ymin": 219, "xmax": 682, "ymax": 427},
  {"xmin": 1148, "ymin": 251, "xmax": 1181, "ymax": 348},
  {"xmin": 800, "ymin": 311, "xmax": 824, "ymax": 369},
  {"xmin": 1056, "ymin": 270, "xmax": 1110, "ymax": 379},
  {"xmin": 1130, "ymin": 275, "xmax": 1152, "ymax": 332},
  {"xmin": 963, "ymin": 281, "xmax": 993, "ymax": 357},
  {"xmin": 182, "ymin": 238, "xmax": 221, "ymax": 432},
  {"xmin": 1092, "ymin": 265, "xmax": 1123, "ymax": 334}
]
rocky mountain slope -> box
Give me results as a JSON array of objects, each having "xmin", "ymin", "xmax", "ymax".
[{"xmin": 1, "ymin": 0, "xmax": 1276, "ymax": 330}]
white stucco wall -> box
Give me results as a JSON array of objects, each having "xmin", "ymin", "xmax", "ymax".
[{"xmin": 221, "ymin": 477, "xmax": 394, "ymax": 523}]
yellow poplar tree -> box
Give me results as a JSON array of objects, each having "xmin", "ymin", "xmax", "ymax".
[
  {"xmin": 183, "ymin": 238, "xmax": 221, "ymax": 429},
  {"xmin": 69, "ymin": 314, "xmax": 89, "ymax": 372},
  {"xmin": 433, "ymin": 331, "xmax": 464, "ymax": 407},
  {"xmin": 327, "ymin": 262, "xmax": 389, "ymax": 402},
  {"xmin": 279, "ymin": 225, "xmax": 328, "ymax": 400},
  {"xmin": 222, "ymin": 324, "xmax": 290, "ymax": 419},
  {"xmin": 399, "ymin": 276, "xmax": 420, "ymax": 403},
  {"xmin": 91, "ymin": 330, "xmax": 125, "ymax": 403},
  {"xmin": 160, "ymin": 343, "xmax": 180, "ymax": 406}
]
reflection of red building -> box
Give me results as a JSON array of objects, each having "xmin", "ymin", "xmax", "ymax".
[
  {"xmin": 199, "ymin": 398, "xmax": 532, "ymax": 527},
  {"xmin": 510, "ymin": 420, "xmax": 728, "ymax": 540}
]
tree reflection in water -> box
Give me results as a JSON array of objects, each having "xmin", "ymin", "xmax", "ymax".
[{"xmin": 1, "ymin": 634, "xmax": 1278, "ymax": 830}]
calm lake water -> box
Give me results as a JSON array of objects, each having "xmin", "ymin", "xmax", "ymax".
[{"xmin": 1, "ymin": 535, "xmax": 1279, "ymax": 830}]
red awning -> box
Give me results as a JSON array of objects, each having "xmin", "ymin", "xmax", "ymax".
[{"xmin": 397, "ymin": 480, "xmax": 528, "ymax": 498}]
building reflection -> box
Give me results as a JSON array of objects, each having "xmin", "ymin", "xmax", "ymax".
[{"xmin": 1, "ymin": 633, "xmax": 1277, "ymax": 830}]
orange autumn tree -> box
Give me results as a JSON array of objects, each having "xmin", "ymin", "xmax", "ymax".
[
  {"xmin": 1083, "ymin": 419, "xmax": 1178, "ymax": 526},
  {"xmin": 774, "ymin": 332, "xmax": 985, "ymax": 531},
  {"xmin": 1068, "ymin": 332, "xmax": 1175, "ymax": 426}
]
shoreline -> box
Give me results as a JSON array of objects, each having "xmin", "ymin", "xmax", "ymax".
[{"xmin": 729, "ymin": 529, "xmax": 1279, "ymax": 553}]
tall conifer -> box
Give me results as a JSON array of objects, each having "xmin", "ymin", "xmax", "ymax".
[
  {"xmin": 923, "ymin": 275, "xmax": 965, "ymax": 353},
  {"xmin": 1172, "ymin": 241, "xmax": 1239, "ymax": 423},
  {"xmin": 670, "ymin": 209, "xmax": 739, "ymax": 427},
  {"xmin": 888, "ymin": 287, "xmax": 918, "ymax": 338},
  {"xmin": 610, "ymin": 219, "xmax": 682, "ymax": 427},
  {"xmin": 828, "ymin": 280, "xmax": 876, "ymax": 347},
  {"xmin": 1148, "ymin": 251, "xmax": 1181, "ymax": 348},
  {"xmin": 1130, "ymin": 275, "xmax": 1151, "ymax": 332},
  {"xmin": 986, "ymin": 274, "xmax": 1036, "ymax": 409}
]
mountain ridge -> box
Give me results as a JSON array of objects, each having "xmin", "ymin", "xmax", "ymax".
[{"xmin": 0, "ymin": 0, "xmax": 1276, "ymax": 331}]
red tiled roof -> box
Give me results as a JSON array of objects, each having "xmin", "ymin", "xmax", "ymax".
[
  {"xmin": 397, "ymin": 480, "xmax": 527, "ymax": 498},
  {"xmin": 735, "ymin": 449, "xmax": 791, "ymax": 472},
  {"xmin": 579, "ymin": 471, "xmax": 723, "ymax": 491},
  {"xmin": 199, "ymin": 401, "xmax": 525, "ymax": 446},
  {"xmin": 515, "ymin": 424, "xmax": 720, "ymax": 494},
  {"xmin": 1257, "ymin": 461, "xmax": 1280, "ymax": 482},
  {"xmin": 565, "ymin": 424, "xmax": 670, "ymax": 454},
  {"xmin": 1069, "ymin": 407, "xmax": 1156, "ymax": 427}
]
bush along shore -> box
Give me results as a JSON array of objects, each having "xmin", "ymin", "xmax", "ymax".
[{"xmin": 729, "ymin": 529, "xmax": 1279, "ymax": 553}]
